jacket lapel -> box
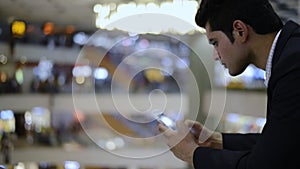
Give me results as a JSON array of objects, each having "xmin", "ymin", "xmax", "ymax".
[
  {"xmin": 267, "ymin": 21, "xmax": 300, "ymax": 117},
  {"xmin": 272, "ymin": 21, "xmax": 299, "ymax": 66}
]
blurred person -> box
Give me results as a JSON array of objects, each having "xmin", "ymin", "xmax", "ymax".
[
  {"xmin": 158, "ymin": 0, "xmax": 300, "ymax": 168},
  {"xmin": 1, "ymin": 132, "xmax": 12, "ymax": 164}
]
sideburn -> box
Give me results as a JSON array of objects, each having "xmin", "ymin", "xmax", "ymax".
[{"xmin": 225, "ymin": 31, "xmax": 235, "ymax": 44}]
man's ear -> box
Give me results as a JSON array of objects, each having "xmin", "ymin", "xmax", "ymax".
[{"xmin": 232, "ymin": 20, "xmax": 248, "ymax": 42}]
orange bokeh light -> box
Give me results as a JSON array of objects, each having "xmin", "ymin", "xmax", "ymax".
[{"xmin": 43, "ymin": 22, "xmax": 54, "ymax": 35}]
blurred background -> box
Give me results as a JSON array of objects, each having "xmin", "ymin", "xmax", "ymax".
[{"xmin": 0, "ymin": 0, "xmax": 299, "ymax": 169}]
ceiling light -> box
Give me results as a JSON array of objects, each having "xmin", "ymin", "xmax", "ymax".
[
  {"xmin": 94, "ymin": 0, "xmax": 201, "ymax": 34},
  {"xmin": 93, "ymin": 4, "xmax": 102, "ymax": 13}
]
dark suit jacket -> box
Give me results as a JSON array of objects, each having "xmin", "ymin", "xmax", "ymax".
[{"xmin": 193, "ymin": 21, "xmax": 300, "ymax": 169}]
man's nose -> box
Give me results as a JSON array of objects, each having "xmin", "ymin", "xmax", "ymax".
[{"xmin": 213, "ymin": 49, "xmax": 220, "ymax": 61}]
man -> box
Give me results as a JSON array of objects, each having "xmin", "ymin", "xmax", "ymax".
[{"xmin": 158, "ymin": 0, "xmax": 300, "ymax": 168}]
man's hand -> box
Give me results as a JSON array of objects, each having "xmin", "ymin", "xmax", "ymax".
[
  {"xmin": 185, "ymin": 120, "xmax": 223, "ymax": 150},
  {"xmin": 158, "ymin": 120, "xmax": 199, "ymax": 164},
  {"xmin": 158, "ymin": 119, "xmax": 223, "ymax": 164}
]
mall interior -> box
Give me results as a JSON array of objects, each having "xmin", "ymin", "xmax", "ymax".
[{"xmin": 0, "ymin": 0, "xmax": 299, "ymax": 169}]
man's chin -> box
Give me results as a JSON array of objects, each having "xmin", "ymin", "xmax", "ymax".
[
  {"xmin": 227, "ymin": 64, "xmax": 249, "ymax": 76},
  {"xmin": 228, "ymin": 69, "xmax": 243, "ymax": 76}
]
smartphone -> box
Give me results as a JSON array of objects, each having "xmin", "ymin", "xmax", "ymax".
[{"xmin": 157, "ymin": 113, "xmax": 177, "ymax": 130}]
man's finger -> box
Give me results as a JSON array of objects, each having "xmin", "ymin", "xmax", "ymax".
[
  {"xmin": 158, "ymin": 123, "xmax": 176, "ymax": 137},
  {"xmin": 185, "ymin": 119, "xmax": 203, "ymax": 129},
  {"xmin": 184, "ymin": 120, "xmax": 204, "ymax": 136},
  {"xmin": 158, "ymin": 122, "xmax": 168, "ymax": 132}
]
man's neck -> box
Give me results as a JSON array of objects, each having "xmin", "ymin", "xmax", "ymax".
[{"xmin": 250, "ymin": 32, "xmax": 278, "ymax": 70}]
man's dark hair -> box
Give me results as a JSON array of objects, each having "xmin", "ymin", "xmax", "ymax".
[{"xmin": 195, "ymin": 0, "xmax": 283, "ymax": 43}]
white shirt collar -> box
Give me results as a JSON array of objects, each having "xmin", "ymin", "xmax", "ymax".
[{"xmin": 264, "ymin": 30, "xmax": 282, "ymax": 87}]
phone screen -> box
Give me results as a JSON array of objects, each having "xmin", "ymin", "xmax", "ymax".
[{"xmin": 157, "ymin": 114, "xmax": 177, "ymax": 130}]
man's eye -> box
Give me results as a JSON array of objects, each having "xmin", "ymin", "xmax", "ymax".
[{"xmin": 212, "ymin": 41, "xmax": 218, "ymax": 46}]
